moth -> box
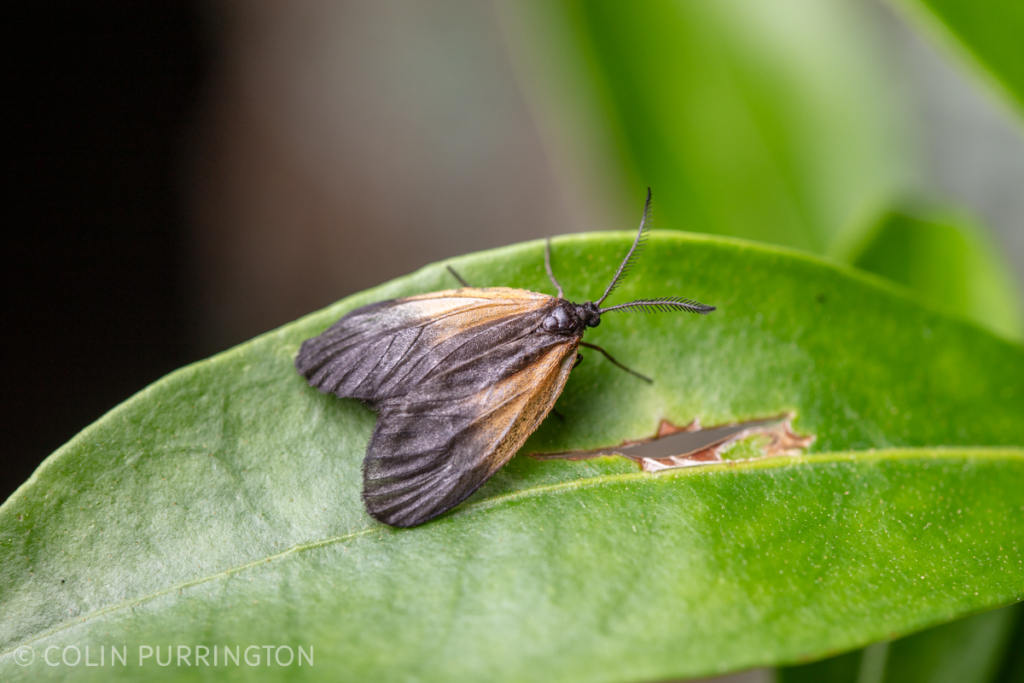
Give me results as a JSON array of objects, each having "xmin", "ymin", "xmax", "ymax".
[{"xmin": 296, "ymin": 190, "xmax": 714, "ymax": 527}]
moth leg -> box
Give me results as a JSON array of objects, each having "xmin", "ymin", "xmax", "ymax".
[
  {"xmin": 445, "ymin": 265, "xmax": 471, "ymax": 288},
  {"xmin": 550, "ymin": 407, "xmax": 566, "ymax": 421},
  {"xmin": 579, "ymin": 341, "xmax": 652, "ymax": 383},
  {"xmin": 573, "ymin": 352, "xmax": 583, "ymax": 369}
]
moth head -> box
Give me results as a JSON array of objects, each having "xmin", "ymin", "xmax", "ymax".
[
  {"xmin": 579, "ymin": 302, "xmax": 601, "ymax": 328},
  {"xmin": 542, "ymin": 190, "xmax": 714, "ymax": 334}
]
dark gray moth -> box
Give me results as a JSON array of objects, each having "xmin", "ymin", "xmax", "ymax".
[{"xmin": 296, "ymin": 191, "xmax": 714, "ymax": 527}]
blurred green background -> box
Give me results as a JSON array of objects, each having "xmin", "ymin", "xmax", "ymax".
[{"xmin": 181, "ymin": 0, "xmax": 1024, "ymax": 354}]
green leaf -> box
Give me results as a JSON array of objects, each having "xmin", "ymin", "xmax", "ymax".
[
  {"xmin": 885, "ymin": 0, "xmax": 1024, "ymax": 119},
  {"xmin": 4, "ymin": 233, "xmax": 1024, "ymax": 681},
  {"xmin": 832, "ymin": 204, "xmax": 1023, "ymax": 342},
  {"xmin": 502, "ymin": 0, "xmax": 917, "ymax": 252},
  {"xmin": 782, "ymin": 203, "xmax": 1024, "ymax": 681}
]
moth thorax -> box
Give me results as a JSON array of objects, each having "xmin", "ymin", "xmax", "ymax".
[
  {"xmin": 541, "ymin": 305, "xmax": 575, "ymax": 334},
  {"xmin": 541, "ymin": 301, "xmax": 600, "ymax": 335}
]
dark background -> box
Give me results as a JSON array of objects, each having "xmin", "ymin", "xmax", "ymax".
[
  {"xmin": 0, "ymin": 0, "xmax": 573, "ymax": 504},
  {"xmin": 1, "ymin": 2, "xmax": 209, "ymax": 502}
]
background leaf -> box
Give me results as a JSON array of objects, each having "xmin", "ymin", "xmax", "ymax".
[
  {"xmin": 500, "ymin": 0, "xmax": 917, "ymax": 253},
  {"xmin": 831, "ymin": 203, "xmax": 1023, "ymax": 341},
  {"xmin": 885, "ymin": 0, "xmax": 1024, "ymax": 119},
  {"xmin": 776, "ymin": 649, "xmax": 863, "ymax": 683},
  {"xmin": 884, "ymin": 607, "xmax": 1020, "ymax": 683},
  {"xmin": 3, "ymin": 233, "xmax": 1024, "ymax": 681}
]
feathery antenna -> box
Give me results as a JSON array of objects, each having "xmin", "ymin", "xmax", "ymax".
[
  {"xmin": 599, "ymin": 297, "xmax": 715, "ymax": 315},
  {"xmin": 595, "ymin": 188, "xmax": 652, "ymax": 307}
]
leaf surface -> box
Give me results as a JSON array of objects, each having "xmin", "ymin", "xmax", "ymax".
[
  {"xmin": 784, "ymin": 199, "xmax": 1024, "ymax": 682},
  {"xmin": 3, "ymin": 233, "xmax": 1024, "ymax": 681}
]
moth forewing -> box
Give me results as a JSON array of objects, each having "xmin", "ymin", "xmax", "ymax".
[{"xmin": 296, "ymin": 288, "xmax": 554, "ymax": 402}]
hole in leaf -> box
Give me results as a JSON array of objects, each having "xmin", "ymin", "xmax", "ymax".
[{"xmin": 535, "ymin": 413, "xmax": 814, "ymax": 471}]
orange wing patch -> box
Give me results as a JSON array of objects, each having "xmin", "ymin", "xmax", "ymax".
[
  {"xmin": 471, "ymin": 339, "xmax": 578, "ymax": 478},
  {"xmin": 397, "ymin": 288, "xmax": 552, "ymax": 343}
]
